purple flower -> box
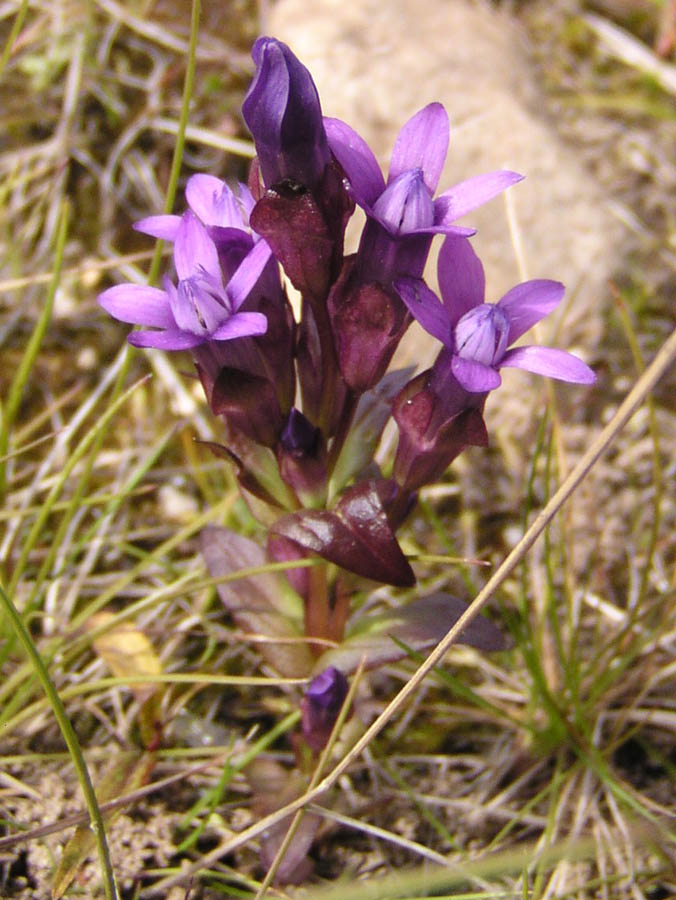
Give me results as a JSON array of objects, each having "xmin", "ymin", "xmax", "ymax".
[
  {"xmin": 396, "ymin": 237, "xmax": 596, "ymax": 392},
  {"xmin": 301, "ymin": 666, "xmax": 349, "ymax": 751},
  {"xmin": 98, "ymin": 177, "xmax": 272, "ymax": 351},
  {"xmin": 242, "ymin": 37, "xmax": 331, "ymax": 190},
  {"xmin": 325, "ymin": 104, "xmax": 522, "ymax": 281}
]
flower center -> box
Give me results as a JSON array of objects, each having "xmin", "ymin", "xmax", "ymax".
[
  {"xmin": 174, "ymin": 272, "xmax": 230, "ymax": 336},
  {"xmin": 373, "ymin": 168, "xmax": 435, "ymax": 235},
  {"xmin": 454, "ymin": 304, "xmax": 510, "ymax": 367}
]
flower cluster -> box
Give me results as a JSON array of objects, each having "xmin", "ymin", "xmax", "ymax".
[{"xmin": 99, "ymin": 37, "xmax": 595, "ymax": 754}]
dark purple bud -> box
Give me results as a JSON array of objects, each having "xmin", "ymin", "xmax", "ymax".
[
  {"xmin": 327, "ymin": 257, "xmax": 410, "ymax": 392},
  {"xmin": 199, "ymin": 365, "xmax": 282, "ymax": 448},
  {"xmin": 249, "ymin": 159, "xmax": 353, "ymax": 301},
  {"xmin": 393, "ymin": 369, "xmax": 488, "ymax": 492},
  {"xmin": 249, "ymin": 184, "xmax": 334, "ymax": 300},
  {"xmin": 242, "ymin": 37, "xmax": 331, "ymax": 191},
  {"xmin": 295, "ymin": 300, "xmax": 348, "ymax": 437},
  {"xmin": 278, "ymin": 409, "xmax": 328, "ymax": 507},
  {"xmin": 301, "ymin": 666, "xmax": 349, "ymax": 751},
  {"xmin": 281, "ymin": 408, "xmax": 319, "ymax": 455}
]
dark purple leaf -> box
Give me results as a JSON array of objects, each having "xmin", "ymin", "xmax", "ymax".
[
  {"xmin": 247, "ymin": 758, "xmax": 320, "ymax": 883},
  {"xmin": 270, "ymin": 480, "xmax": 415, "ymax": 587},
  {"xmin": 317, "ymin": 593, "xmax": 506, "ymax": 674},
  {"xmin": 201, "ymin": 526, "xmax": 313, "ymax": 677}
]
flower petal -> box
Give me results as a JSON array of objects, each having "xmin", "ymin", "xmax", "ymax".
[
  {"xmin": 388, "ymin": 103, "xmax": 449, "ymax": 194},
  {"xmin": 128, "ymin": 329, "xmax": 204, "ymax": 350},
  {"xmin": 226, "ymin": 238, "xmax": 274, "ymax": 311},
  {"xmin": 324, "ymin": 116, "xmax": 385, "ymax": 207},
  {"xmin": 243, "ymin": 37, "xmax": 329, "ymax": 189},
  {"xmin": 434, "ymin": 170, "xmax": 523, "ymax": 225},
  {"xmin": 437, "ymin": 237, "xmax": 485, "ymax": 326},
  {"xmin": 134, "ymin": 215, "xmax": 181, "ymax": 241},
  {"xmin": 98, "ymin": 284, "xmax": 174, "ymax": 327},
  {"xmin": 212, "ymin": 311, "xmax": 268, "ymax": 341},
  {"xmin": 409, "ymin": 223, "xmax": 476, "ymax": 238},
  {"xmin": 451, "ymin": 356, "xmax": 502, "ymax": 392},
  {"xmin": 237, "ymin": 182, "xmax": 256, "ymax": 219},
  {"xmin": 186, "ymin": 174, "xmax": 243, "ymax": 228},
  {"xmin": 499, "ymin": 346, "xmax": 596, "ymax": 383},
  {"xmin": 174, "ymin": 211, "xmax": 221, "ymax": 282},
  {"xmin": 498, "ymin": 280, "xmax": 565, "ymax": 344},
  {"xmin": 372, "ymin": 170, "xmax": 435, "ymax": 234},
  {"xmin": 395, "ymin": 276, "xmax": 451, "ymax": 346}
]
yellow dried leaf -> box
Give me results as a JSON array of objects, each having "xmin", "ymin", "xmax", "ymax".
[{"xmin": 88, "ymin": 612, "xmax": 162, "ymax": 703}]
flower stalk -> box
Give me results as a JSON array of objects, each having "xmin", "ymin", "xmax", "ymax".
[{"xmin": 97, "ymin": 36, "xmax": 597, "ymax": 874}]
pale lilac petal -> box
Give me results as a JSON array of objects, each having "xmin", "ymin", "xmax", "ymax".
[
  {"xmin": 172, "ymin": 277, "xmax": 228, "ymax": 334},
  {"xmin": 434, "ymin": 170, "xmax": 523, "ymax": 225},
  {"xmin": 388, "ymin": 103, "xmax": 449, "ymax": 194},
  {"xmin": 498, "ymin": 280, "xmax": 565, "ymax": 344},
  {"xmin": 372, "ymin": 170, "xmax": 435, "ymax": 234},
  {"xmin": 437, "ymin": 237, "xmax": 485, "ymax": 326},
  {"xmin": 236, "ymin": 183, "xmax": 256, "ymax": 219},
  {"xmin": 128, "ymin": 329, "xmax": 204, "ymax": 350},
  {"xmin": 394, "ymin": 276, "xmax": 451, "ymax": 346},
  {"xmin": 174, "ymin": 211, "xmax": 221, "ymax": 282},
  {"xmin": 499, "ymin": 346, "xmax": 596, "ymax": 383},
  {"xmin": 324, "ymin": 116, "xmax": 385, "ymax": 207},
  {"xmin": 186, "ymin": 174, "xmax": 243, "ymax": 228},
  {"xmin": 451, "ymin": 356, "xmax": 502, "ymax": 392},
  {"xmin": 211, "ymin": 311, "xmax": 268, "ymax": 341},
  {"xmin": 226, "ymin": 238, "xmax": 273, "ymax": 311},
  {"xmin": 134, "ymin": 215, "xmax": 181, "ymax": 241},
  {"xmin": 98, "ymin": 284, "xmax": 174, "ymax": 327},
  {"xmin": 410, "ymin": 223, "xmax": 476, "ymax": 237}
]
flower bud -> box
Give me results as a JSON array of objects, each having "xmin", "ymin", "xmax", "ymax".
[
  {"xmin": 242, "ymin": 37, "xmax": 330, "ymax": 191},
  {"xmin": 301, "ymin": 666, "xmax": 349, "ymax": 751},
  {"xmin": 327, "ymin": 257, "xmax": 410, "ymax": 391},
  {"xmin": 278, "ymin": 409, "xmax": 328, "ymax": 507}
]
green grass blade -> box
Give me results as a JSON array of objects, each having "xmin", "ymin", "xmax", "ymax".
[
  {"xmin": 0, "ymin": 583, "xmax": 120, "ymax": 900},
  {"xmin": 0, "ymin": 201, "xmax": 69, "ymax": 503}
]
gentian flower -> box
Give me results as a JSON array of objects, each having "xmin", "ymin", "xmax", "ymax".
[
  {"xmin": 98, "ymin": 176, "xmax": 273, "ymax": 351},
  {"xmin": 325, "ymin": 103, "xmax": 523, "ymax": 280},
  {"xmin": 301, "ymin": 666, "xmax": 349, "ymax": 751},
  {"xmin": 242, "ymin": 36, "xmax": 331, "ymax": 190},
  {"xmin": 396, "ymin": 236, "xmax": 596, "ymax": 392},
  {"xmin": 133, "ymin": 174, "xmax": 256, "ymax": 246}
]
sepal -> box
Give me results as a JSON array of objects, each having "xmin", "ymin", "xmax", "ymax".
[
  {"xmin": 327, "ymin": 257, "xmax": 410, "ymax": 391},
  {"xmin": 269, "ymin": 479, "xmax": 415, "ymax": 587}
]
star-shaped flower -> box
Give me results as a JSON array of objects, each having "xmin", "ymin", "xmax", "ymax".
[
  {"xmin": 396, "ymin": 236, "xmax": 596, "ymax": 392},
  {"xmin": 98, "ymin": 204, "xmax": 270, "ymax": 350},
  {"xmin": 324, "ymin": 103, "xmax": 523, "ymax": 240}
]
